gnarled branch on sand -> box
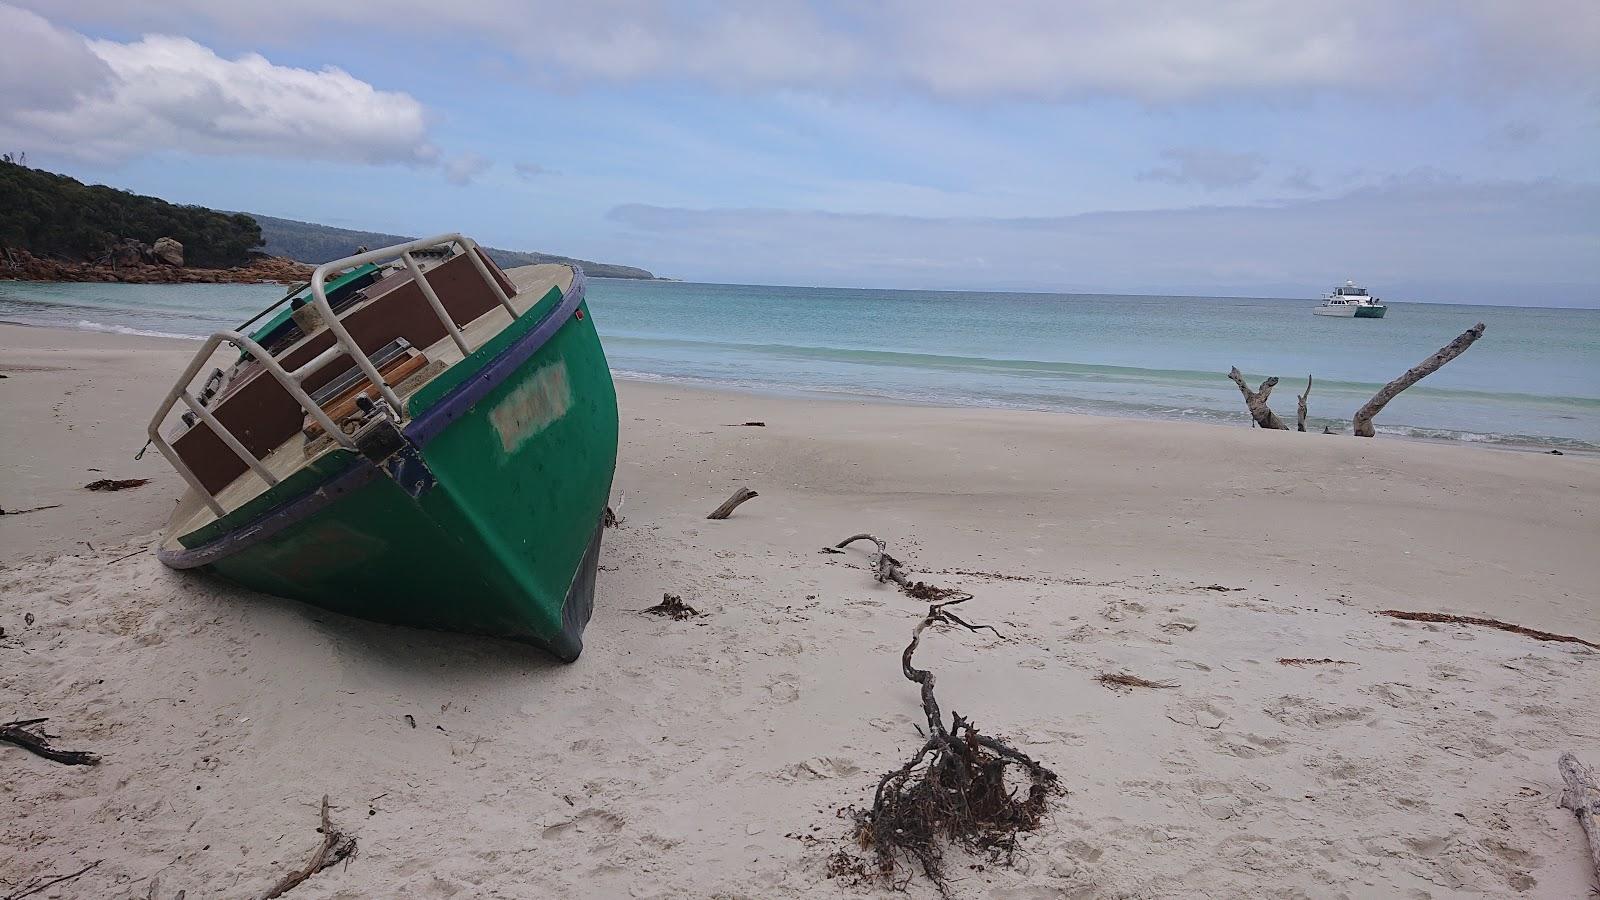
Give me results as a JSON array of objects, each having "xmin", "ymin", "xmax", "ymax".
[
  {"xmin": 834, "ymin": 534, "xmax": 1058, "ymax": 896},
  {"xmin": 0, "ymin": 718, "xmax": 100, "ymax": 766},
  {"xmin": 262, "ymin": 795, "xmax": 357, "ymax": 899},
  {"xmin": 1353, "ymin": 323, "xmax": 1485, "ymax": 437},
  {"xmin": 1227, "ymin": 367, "xmax": 1287, "ymax": 430},
  {"xmin": 1558, "ymin": 753, "xmax": 1600, "ymax": 884}
]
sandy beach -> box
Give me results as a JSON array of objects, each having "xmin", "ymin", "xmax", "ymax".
[{"xmin": 3, "ymin": 322, "xmax": 1598, "ymax": 897}]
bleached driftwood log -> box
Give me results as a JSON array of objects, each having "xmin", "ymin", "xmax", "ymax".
[
  {"xmin": 1227, "ymin": 367, "xmax": 1287, "ymax": 430},
  {"xmin": 1352, "ymin": 323, "xmax": 1485, "ymax": 437},
  {"xmin": 1558, "ymin": 752, "xmax": 1600, "ymax": 884},
  {"xmin": 1296, "ymin": 376, "xmax": 1312, "ymax": 432},
  {"xmin": 706, "ymin": 487, "xmax": 758, "ymax": 520}
]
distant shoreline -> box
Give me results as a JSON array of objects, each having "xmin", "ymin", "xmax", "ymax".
[{"xmin": 1, "ymin": 252, "xmax": 311, "ymax": 286}]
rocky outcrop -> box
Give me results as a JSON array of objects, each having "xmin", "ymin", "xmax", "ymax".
[
  {"xmin": 109, "ymin": 238, "xmax": 152, "ymax": 266},
  {"xmin": 0, "ymin": 245, "xmax": 312, "ymax": 285},
  {"xmin": 151, "ymin": 237, "xmax": 184, "ymax": 267}
]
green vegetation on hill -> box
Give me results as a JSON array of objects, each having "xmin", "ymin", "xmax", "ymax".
[
  {"xmin": 252, "ymin": 214, "xmax": 657, "ymax": 280},
  {"xmin": 0, "ymin": 160, "xmax": 262, "ymax": 268}
]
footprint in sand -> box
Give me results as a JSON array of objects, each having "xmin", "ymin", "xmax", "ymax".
[
  {"xmin": 781, "ymin": 756, "xmax": 861, "ymax": 780},
  {"xmin": 765, "ymin": 680, "xmax": 800, "ymax": 704},
  {"xmin": 540, "ymin": 808, "xmax": 627, "ymax": 840},
  {"xmin": 1263, "ymin": 695, "xmax": 1375, "ymax": 729},
  {"xmin": 1165, "ymin": 698, "xmax": 1229, "ymax": 730}
]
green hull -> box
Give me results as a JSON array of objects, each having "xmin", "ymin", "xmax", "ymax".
[
  {"xmin": 1354, "ymin": 305, "xmax": 1387, "ymax": 318},
  {"xmin": 167, "ymin": 280, "xmax": 618, "ymax": 660}
]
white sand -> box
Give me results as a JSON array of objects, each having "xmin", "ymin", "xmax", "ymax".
[{"xmin": 2, "ymin": 324, "xmax": 1598, "ymax": 898}]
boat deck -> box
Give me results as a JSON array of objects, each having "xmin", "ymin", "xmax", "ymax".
[{"xmin": 160, "ymin": 264, "xmax": 575, "ymax": 550}]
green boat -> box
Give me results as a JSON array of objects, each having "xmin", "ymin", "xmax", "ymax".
[{"xmin": 148, "ymin": 234, "xmax": 618, "ymax": 661}]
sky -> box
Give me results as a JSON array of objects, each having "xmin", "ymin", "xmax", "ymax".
[{"xmin": 2, "ymin": 1, "xmax": 1597, "ymax": 305}]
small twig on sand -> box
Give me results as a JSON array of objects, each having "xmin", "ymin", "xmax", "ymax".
[
  {"xmin": 0, "ymin": 718, "xmax": 101, "ymax": 766},
  {"xmin": 1558, "ymin": 752, "xmax": 1600, "ymax": 885},
  {"xmin": 261, "ymin": 795, "xmax": 357, "ymax": 899},
  {"xmin": 1096, "ymin": 672, "xmax": 1178, "ymax": 690},
  {"xmin": 106, "ymin": 547, "xmax": 150, "ymax": 566},
  {"xmin": 641, "ymin": 594, "xmax": 701, "ymax": 620},
  {"xmin": 4, "ymin": 859, "xmax": 103, "ymax": 900},
  {"xmin": 706, "ymin": 487, "xmax": 758, "ymax": 520},
  {"xmin": 1376, "ymin": 610, "xmax": 1599, "ymax": 649},
  {"xmin": 1278, "ymin": 658, "xmax": 1355, "ymax": 667},
  {"xmin": 0, "ymin": 504, "xmax": 61, "ymax": 516},
  {"xmin": 834, "ymin": 534, "xmax": 972, "ymax": 602}
]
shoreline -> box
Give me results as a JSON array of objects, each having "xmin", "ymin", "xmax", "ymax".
[
  {"xmin": 2, "ymin": 320, "xmax": 1597, "ymax": 896},
  {"xmin": 4, "ymin": 319, "xmax": 1592, "ymax": 456}
]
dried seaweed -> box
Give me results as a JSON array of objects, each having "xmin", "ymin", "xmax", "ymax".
[
  {"xmin": 84, "ymin": 478, "xmax": 150, "ymax": 492},
  {"xmin": 1377, "ymin": 610, "xmax": 1598, "ymax": 650},
  {"xmin": 1096, "ymin": 672, "xmax": 1178, "ymax": 690},
  {"xmin": 641, "ymin": 594, "xmax": 701, "ymax": 620}
]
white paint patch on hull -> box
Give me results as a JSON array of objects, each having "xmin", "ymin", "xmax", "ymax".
[{"xmin": 490, "ymin": 359, "xmax": 572, "ymax": 454}]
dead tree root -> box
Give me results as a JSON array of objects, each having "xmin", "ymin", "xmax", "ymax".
[{"xmin": 834, "ymin": 534, "xmax": 1059, "ymax": 895}]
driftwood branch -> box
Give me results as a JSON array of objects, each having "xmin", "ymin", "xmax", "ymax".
[
  {"xmin": 1227, "ymin": 367, "xmax": 1287, "ymax": 430},
  {"xmin": 1559, "ymin": 752, "xmax": 1600, "ymax": 884},
  {"xmin": 1353, "ymin": 323, "xmax": 1486, "ymax": 437},
  {"xmin": 1296, "ymin": 375, "xmax": 1312, "ymax": 432},
  {"xmin": 0, "ymin": 718, "xmax": 101, "ymax": 766},
  {"xmin": 262, "ymin": 795, "xmax": 357, "ymax": 899},
  {"xmin": 833, "ymin": 533, "xmax": 1056, "ymax": 895},
  {"xmin": 706, "ymin": 487, "xmax": 758, "ymax": 520},
  {"xmin": 3, "ymin": 860, "xmax": 103, "ymax": 900}
]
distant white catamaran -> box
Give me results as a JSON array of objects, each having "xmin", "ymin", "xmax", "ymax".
[{"xmin": 1314, "ymin": 281, "xmax": 1388, "ymax": 318}]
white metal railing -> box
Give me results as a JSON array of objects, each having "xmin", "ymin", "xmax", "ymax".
[{"xmin": 147, "ymin": 233, "xmax": 517, "ymax": 516}]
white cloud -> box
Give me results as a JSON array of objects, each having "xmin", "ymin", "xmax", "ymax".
[
  {"xmin": 0, "ymin": 5, "xmax": 112, "ymax": 112},
  {"xmin": 605, "ymin": 179, "xmax": 1600, "ymax": 304},
  {"xmin": 0, "ymin": 5, "xmax": 433, "ymax": 164},
  {"xmin": 16, "ymin": 0, "xmax": 1600, "ymax": 102},
  {"xmin": 1139, "ymin": 148, "xmax": 1267, "ymax": 190},
  {"xmin": 442, "ymin": 152, "xmax": 492, "ymax": 185}
]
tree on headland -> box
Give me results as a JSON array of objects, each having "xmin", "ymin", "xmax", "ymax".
[{"xmin": 0, "ymin": 160, "xmax": 262, "ymax": 268}]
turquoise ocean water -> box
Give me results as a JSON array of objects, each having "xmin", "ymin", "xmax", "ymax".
[{"xmin": 3, "ymin": 277, "xmax": 1597, "ymax": 451}]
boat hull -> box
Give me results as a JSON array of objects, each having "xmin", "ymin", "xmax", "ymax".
[
  {"xmin": 1313, "ymin": 304, "xmax": 1386, "ymax": 318},
  {"xmin": 159, "ymin": 273, "xmax": 619, "ymax": 661}
]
